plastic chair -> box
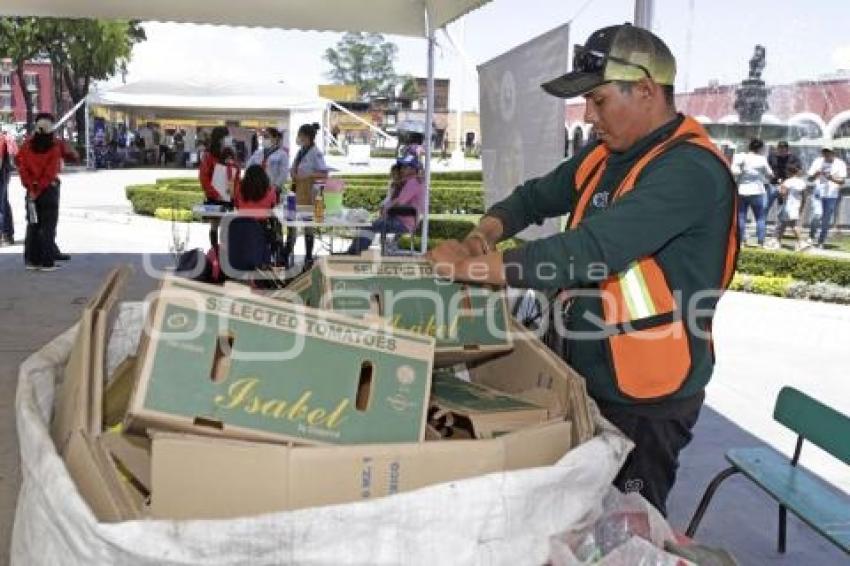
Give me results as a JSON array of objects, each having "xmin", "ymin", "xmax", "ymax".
[
  {"xmin": 380, "ymin": 205, "xmax": 419, "ymax": 255},
  {"xmin": 220, "ymin": 216, "xmax": 272, "ymax": 277}
]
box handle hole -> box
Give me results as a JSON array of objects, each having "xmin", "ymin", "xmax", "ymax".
[
  {"xmin": 210, "ymin": 333, "xmax": 234, "ymax": 383},
  {"xmin": 356, "ymin": 361, "xmax": 374, "ymax": 412}
]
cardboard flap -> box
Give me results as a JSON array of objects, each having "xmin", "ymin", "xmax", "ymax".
[
  {"xmin": 65, "ymin": 430, "xmax": 143, "ymax": 522},
  {"xmin": 149, "ymin": 419, "xmax": 575, "ymax": 520},
  {"xmin": 52, "ymin": 265, "xmax": 130, "ymax": 455},
  {"xmin": 500, "ymin": 420, "xmax": 572, "ymax": 471},
  {"xmin": 150, "ymin": 432, "xmax": 290, "ymax": 520},
  {"xmin": 99, "ymin": 430, "xmax": 152, "ymax": 491},
  {"xmin": 103, "ymin": 356, "xmax": 137, "ymax": 428}
]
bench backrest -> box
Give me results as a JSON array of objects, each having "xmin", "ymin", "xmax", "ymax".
[{"xmin": 774, "ymin": 386, "xmax": 850, "ymax": 466}]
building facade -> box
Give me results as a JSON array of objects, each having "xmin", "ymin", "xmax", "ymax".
[{"xmin": 0, "ymin": 59, "xmax": 56, "ymax": 125}]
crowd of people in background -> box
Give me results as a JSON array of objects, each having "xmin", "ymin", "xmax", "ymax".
[
  {"xmin": 190, "ymin": 122, "xmax": 428, "ymax": 279},
  {"xmin": 732, "ymin": 139, "xmax": 847, "ymax": 251},
  {"xmin": 4, "ymin": 114, "xmax": 849, "ymax": 275}
]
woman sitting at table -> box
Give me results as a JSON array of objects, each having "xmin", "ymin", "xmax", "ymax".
[
  {"xmin": 282, "ymin": 123, "xmax": 328, "ymax": 269},
  {"xmin": 347, "ymin": 154, "xmax": 425, "ymax": 254},
  {"xmin": 225, "ymin": 164, "xmax": 281, "ymax": 274},
  {"xmin": 235, "ymin": 164, "xmax": 278, "ymax": 213}
]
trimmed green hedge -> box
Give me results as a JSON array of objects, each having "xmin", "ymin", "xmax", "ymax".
[
  {"xmin": 342, "ymin": 187, "xmax": 483, "ymax": 214},
  {"xmin": 737, "ymin": 248, "xmax": 850, "ymax": 286},
  {"xmin": 126, "ymin": 187, "xmax": 204, "ymax": 215},
  {"xmin": 338, "ymin": 171, "xmax": 482, "ymax": 182},
  {"xmin": 730, "ymin": 273, "xmax": 793, "ymax": 297},
  {"xmin": 127, "ymin": 185, "xmax": 484, "ymax": 217}
]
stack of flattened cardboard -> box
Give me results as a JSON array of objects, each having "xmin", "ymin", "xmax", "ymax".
[
  {"xmin": 50, "ymin": 266, "xmax": 149, "ymax": 521},
  {"xmin": 51, "ymin": 259, "xmax": 595, "ymax": 522},
  {"xmin": 429, "ymin": 368, "xmax": 551, "ymax": 439}
]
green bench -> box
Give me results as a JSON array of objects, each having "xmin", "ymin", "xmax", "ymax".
[{"xmin": 686, "ymin": 386, "xmax": 850, "ymax": 555}]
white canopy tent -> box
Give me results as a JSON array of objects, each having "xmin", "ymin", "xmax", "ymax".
[
  {"xmin": 88, "ymin": 79, "xmax": 326, "ymax": 153},
  {"xmin": 0, "ymin": 0, "xmax": 495, "ymax": 251}
]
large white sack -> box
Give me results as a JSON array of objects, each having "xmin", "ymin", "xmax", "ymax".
[{"xmin": 12, "ymin": 304, "xmax": 631, "ymax": 566}]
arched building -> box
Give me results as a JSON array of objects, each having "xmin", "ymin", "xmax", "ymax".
[{"xmin": 564, "ymin": 74, "xmax": 850, "ymax": 155}]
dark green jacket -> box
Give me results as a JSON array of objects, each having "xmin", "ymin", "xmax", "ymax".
[{"xmin": 490, "ymin": 114, "xmax": 736, "ymax": 405}]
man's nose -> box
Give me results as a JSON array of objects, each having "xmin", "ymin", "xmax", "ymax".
[{"xmin": 583, "ymin": 102, "xmax": 597, "ymax": 126}]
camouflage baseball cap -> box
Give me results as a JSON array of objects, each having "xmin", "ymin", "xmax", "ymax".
[{"xmin": 542, "ymin": 23, "xmax": 676, "ymax": 99}]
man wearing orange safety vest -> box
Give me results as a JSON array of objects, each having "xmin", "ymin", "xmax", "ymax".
[{"xmin": 430, "ymin": 24, "xmax": 738, "ymax": 516}]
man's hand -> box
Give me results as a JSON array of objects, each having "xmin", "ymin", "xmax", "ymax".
[
  {"xmin": 428, "ymin": 239, "xmax": 506, "ymax": 286},
  {"xmin": 429, "ymin": 239, "xmax": 471, "ymax": 276}
]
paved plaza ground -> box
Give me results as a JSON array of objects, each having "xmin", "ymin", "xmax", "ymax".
[{"xmin": 0, "ymin": 167, "xmax": 848, "ymax": 564}]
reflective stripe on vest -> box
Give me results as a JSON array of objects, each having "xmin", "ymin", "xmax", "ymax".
[{"xmin": 569, "ymin": 116, "xmax": 739, "ymax": 400}]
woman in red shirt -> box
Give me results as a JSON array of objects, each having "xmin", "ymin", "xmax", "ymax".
[
  {"xmin": 15, "ymin": 113, "xmax": 78, "ymax": 271},
  {"xmin": 235, "ymin": 164, "xmax": 277, "ymax": 213},
  {"xmin": 198, "ymin": 126, "xmax": 239, "ymax": 248}
]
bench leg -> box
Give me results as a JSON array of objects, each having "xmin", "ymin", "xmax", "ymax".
[
  {"xmin": 685, "ymin": 466, "xmax": 740, "ymax": 538},
  {"xmin": 778, "ymin": 504, "xmax": 788, "ymax": 554}
]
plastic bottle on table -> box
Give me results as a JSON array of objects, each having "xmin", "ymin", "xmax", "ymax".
[
  {"xmin": 286, "ymin": 189, "xmax": 297, "ymax": 221},
  {"xmin": 313, "ymin": 186, "xmax": 325, "ymax": 223}
]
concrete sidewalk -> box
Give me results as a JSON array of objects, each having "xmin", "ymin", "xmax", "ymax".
[{"xmin": 1, "ymin": 169, "xmax": 848, "ymax": 564}]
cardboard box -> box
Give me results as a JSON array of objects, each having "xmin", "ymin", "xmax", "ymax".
[
  {"xmin": 311, "ymin": 256, "xmax": 512, "ymax": 365},
  {"xmin": 149, "ymin": 419, "xmax": 573, "ymax": 519},
  {"xmin": 429, "ymin": 369, "xmax": 549, "ymax": 439},
  {"xmin": 126, "ymin": 276, "xmax": 436, "ymax": 445},
  {"xmin": 463, "ymin": 321, "xmax": 595, "ymax": 446}
]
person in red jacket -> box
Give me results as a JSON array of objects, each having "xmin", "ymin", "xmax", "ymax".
[
  {"xmin": 198, "ymin": 126, "xmax": 239, "ymax": 249},
  {"xmin": 15, "ymin": 114, "xmax": 78, "ymax": 271},
  {"xmin": 0, "ymin": 130, "xmax": 15, "ymax": 246}
]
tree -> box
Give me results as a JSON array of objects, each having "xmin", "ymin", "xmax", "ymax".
[
  {"xmin": 36, "ymin": 19, "xmax": 145, "ymax": 141},
  {"xmin": 0, "ymin": 18, "xmax": 41, "ymax": 130},
  {"xmin": 324, "ymin": 32, "xmax": 399, "ymax": 99}
]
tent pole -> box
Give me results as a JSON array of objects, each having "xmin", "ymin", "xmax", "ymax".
[
  {"xmin": 421, "ymin": 5, "xmax": 436, "ymax": 254},
  {"xmin": 634, "ymin": 0, "xmax": 654, "ymax": 29},
  {"xmin": 85, "ymin": 96, "xmax": 92, "ymax": 169}
]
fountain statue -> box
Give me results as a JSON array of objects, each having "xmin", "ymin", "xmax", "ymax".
[
  {"xmin": 734, "ymin": 45, "xmax": 770, "ymax": 123},
  {"xmin": 702, "ymin": 45, "xmax": 800, "ymax": 150}
]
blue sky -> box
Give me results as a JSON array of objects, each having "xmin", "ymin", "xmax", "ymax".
[{"xmin": 117, "ymin": 0, "xmax": 850, "ymax": 110}]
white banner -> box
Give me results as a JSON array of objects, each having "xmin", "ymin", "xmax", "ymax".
[{"xmin": 479, "ymin": 23, "xmax": 570, "ymax": 240}]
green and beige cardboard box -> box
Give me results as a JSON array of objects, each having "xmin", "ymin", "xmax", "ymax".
[
  {"xmin": 125, "ymin": 276, "xmax": 436, "ymax": 446},
  {"xmin": 273, "ymin": 255, "xmax": 513, "ymax": 365},
  {"xmin": 50, "ymin": 268, "xmax": 595, "ymax": 522}
]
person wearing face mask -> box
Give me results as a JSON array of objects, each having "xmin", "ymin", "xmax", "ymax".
[
  {"xmin": 282, "ymin": 123, "xmax": 328, "ymax": 270},
  {"xmin": 199, "ymin": 126, "xmax": 238, "ymax": 248},
  {"xmin": 429, "ymin": 24, "xmax": 738, "ymax": 516},
  {"xmin": 15, "ymin": 113, "xmax": 79, "ymax": 271},
  {"xmin": 247, "ymin": 127, "xmax": 289, "ymax": 200}
]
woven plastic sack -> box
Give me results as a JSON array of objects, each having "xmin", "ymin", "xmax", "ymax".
[{"xmin": 13, "ymin": 304, "xmax": 631, "ymax": 565}]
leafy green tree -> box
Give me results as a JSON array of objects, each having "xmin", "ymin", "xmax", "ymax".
[
  {"xmin": 324, "ymin": 32, "xmax": 399, "ymax": 99},
  {"xmin": 0, "ymin": 18, "xmax": 41, "ymax": 129},
  {"xmin": 36, "ymin": 19, "xmax": 145, "ymax": 139}
]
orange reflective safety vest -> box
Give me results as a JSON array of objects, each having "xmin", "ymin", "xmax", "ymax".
[{"xmin": 568, "ymin": 116, "xmax": 739, "ymax": 400}]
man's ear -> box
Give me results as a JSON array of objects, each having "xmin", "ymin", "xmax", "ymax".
[{"xmin": 634, "ymin": 78, "xmax": 655, "ymax": 100}]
